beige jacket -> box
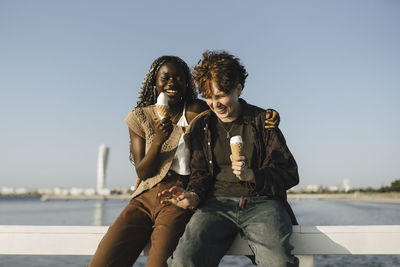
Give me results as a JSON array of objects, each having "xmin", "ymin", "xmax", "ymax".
[{"xmin": 124, "ymin": 105, "xmax": 185, "ymax": 198}]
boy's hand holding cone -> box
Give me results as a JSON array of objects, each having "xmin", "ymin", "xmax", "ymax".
[{"xmin": 230, "ymin": 136, "xmax": 255, "ymax": 182}]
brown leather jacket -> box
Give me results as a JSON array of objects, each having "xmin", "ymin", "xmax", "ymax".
[{"xmin": 186, "ymin": 99, "xmax": 299, "ymax": 224}]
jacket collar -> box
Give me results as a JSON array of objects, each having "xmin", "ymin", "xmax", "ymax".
[{"xmin": 238, "ymin": 98, "xmax": 255, "ymax": 125}]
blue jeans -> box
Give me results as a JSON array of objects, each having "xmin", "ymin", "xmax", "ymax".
[{"xmin": 168, "ymin": 196, "xmax": 298, "ymax": 267}]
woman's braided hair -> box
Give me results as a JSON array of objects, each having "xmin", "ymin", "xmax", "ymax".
[
  {"xmin": 130, "ymin": 56, "xmax": 196, "ymax": 166},
  {"xmin": 136, "ymin": 56, "xmax": 197, "ymax": 108}
]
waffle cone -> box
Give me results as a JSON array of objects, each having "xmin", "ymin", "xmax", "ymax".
[
  {"xmin": 230, "ymin": 142, "xmax": 243, "ymax": 157},
  {"xmin": 156, "ymin": 105, "xmax": 169, "ymax": 118}
]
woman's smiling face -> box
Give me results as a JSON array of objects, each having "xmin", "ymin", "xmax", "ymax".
[
  {"xmin": 205, "ymin": 80, "xmax": 242, "ymax": 122},
  {"xmin": 155, "ymin": 61, "xmax": 187, "ymax": 105}
]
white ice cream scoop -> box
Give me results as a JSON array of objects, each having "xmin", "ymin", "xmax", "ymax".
[
  {"xmin": 156, "ymin": 92, "xmax": 169, "ymax": 119},
  {"xmin": 230, "ymin": 135, "xmax": 243, "ymax": 157},
  {"xmin": 230, "ymin": 135, "xmax": 243, "ymax": 144},
  {"xmin": 156, "ymin": 92, "xmax": 168, "ymax": 106}
]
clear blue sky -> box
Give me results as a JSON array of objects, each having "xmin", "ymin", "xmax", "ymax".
[{"xmin": 1, "ymin": 0, "xmax": 399, "ymax": 189}]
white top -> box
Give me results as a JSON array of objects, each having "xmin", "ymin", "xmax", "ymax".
[{"xmin": 170, "ymin": 104, "xmax": 191, "ymax": 175}]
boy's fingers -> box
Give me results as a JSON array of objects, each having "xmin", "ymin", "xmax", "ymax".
[{"xmin": 231, "ymin": 155, "xmax": 245, "ymax": 161}]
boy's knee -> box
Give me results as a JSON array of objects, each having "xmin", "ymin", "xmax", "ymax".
[
  {"xmin": 252, "ymin": 244, "xmax": 296, "ymax": 267},
  {"xmin": 167, "ymin": 251, "xmax": 194, "ymax": 267}
]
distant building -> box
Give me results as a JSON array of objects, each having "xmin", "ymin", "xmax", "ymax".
[
  {"xmin": 303, "ymin": 184, "xmax": 324, "ymax": 193},
  {"xmin": 1, "ymin": 187, "xmax": 15, "ymax": 195},
  {"xmin": 287, "ymin": 187, "xmax": 299, "ymax": 193},
  {"xmin": 343, "ymin": 179, "xmax": 353, "ymax": 192},
  {"xmin": 328, "ymin": 185, "xmax": 340, "ymax": 192},
  {"xmin": 37, "ymin": 188, "xmax": 54, "ymax": 195},
  {"xmin": 84, "ymin": 188, "xmax": 96, "ymax": 196},
  {"xmin": 15, "ymin": 188, "xmax": 29, "ymax": 195},
  {"xmin": 97, "ymin": 144, "xmax": 109, "ymax": 194},
  {"xmin": 70, "ymin": 187, "xmax": 84, "ymax": 196},
  {"xmin": 54, "ymin": 187, "xmax": 69, "ymax": 196}
]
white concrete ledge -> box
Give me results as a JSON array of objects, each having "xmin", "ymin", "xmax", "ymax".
[{"xmin": 1, "ymin": 225, "xmax": 400, "ymax": 267}]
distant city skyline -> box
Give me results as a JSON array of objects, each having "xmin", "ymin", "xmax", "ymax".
[{"xmin": 1, "ymin": 0, "xmax": 399, "ymax": 189}]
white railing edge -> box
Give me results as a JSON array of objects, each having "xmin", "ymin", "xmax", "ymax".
[{"xmin": 1, "ymin": 225, "xmax": 400, "ymax": 267}]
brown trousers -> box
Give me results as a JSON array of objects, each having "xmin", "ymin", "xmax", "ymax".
[{"xmin": 88, "ymin": 171, "xmax": 193, "ymax": 267}]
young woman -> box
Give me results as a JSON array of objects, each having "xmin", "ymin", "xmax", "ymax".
[{"xmin": 88, "ymin": 56, "xmax": 208, "ymax": 267}]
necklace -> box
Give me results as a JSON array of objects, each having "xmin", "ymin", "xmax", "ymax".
[{"xmin": 218, "ymin": 119, "xmax": 234, "ymax": 139}]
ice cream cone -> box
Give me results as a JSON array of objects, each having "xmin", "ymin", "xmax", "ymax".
[
  {"xmin": 156, "ymin": 92, "xmax": 169, "ymax": 118},
  {"xmin": 230, "ymin": 136, "xmax": 243, "ymax": 157},
  {"xmin": 156, "ymin": 105, "xmax": 169, "ymax": 119}
]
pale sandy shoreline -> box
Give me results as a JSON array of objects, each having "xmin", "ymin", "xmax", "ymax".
[
  {"xmin": 2, "ymin": 192, "xmax": 400, "ymax": 204},
  {"xmin": 287, "ymin": 192, "xmax": 400, "ymax": 204},
  {"xmin": 39, "ymin": 194, "xmax": 131, "ymax": 201}
]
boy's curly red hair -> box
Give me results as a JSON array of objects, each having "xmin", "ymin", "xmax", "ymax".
[{"xmin": 193, "ymin": 50, "xmax": 248, "ymax": 98}]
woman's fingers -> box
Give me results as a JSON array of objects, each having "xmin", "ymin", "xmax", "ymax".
[
  {"xmin": 161, "ymin": 198, "xmax": 179, "ymax": 205},
  {"xmin": 169, "ymin": 186, "xmax": 186, "ymax": 195},
  {"xmin": 160, "ymin": 194, "xmax": 191, "ymax": 209},
  {"xmin": 155, "ymin": 118, "xmax": 173, "ymax": 132},
  {"xmin": 158, "ymin": 186, "xmax": 178, "ymax": 198},
  {"xmin": 160, "ymin": 118, "xmax": 172, "ymax": 127},
  {"xmin": 158, "ymin": 188, "xmax": 172, "ymax": 198},
  {"xmin": 265, "ymin": 109, "xmax": 280, "ymax": 129},
  {"xmin": 159, "ymin": 186, "xmax": 199, "ymax": 209},
  {"xmin": 159, "ymin": 186, "xmax": 190, "ymax": 206}
]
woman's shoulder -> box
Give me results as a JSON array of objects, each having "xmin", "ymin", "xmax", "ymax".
[
  {"xmin": 128, "ymin": 105, "xmax": 157, "ymax": 117},
  {"xmin": 186, "ymin": 99, "xmax": 209, "ymax": 123},
  {"xmin": 125, "ymin": 105, "xmax": 157, "ymax": 128}
]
